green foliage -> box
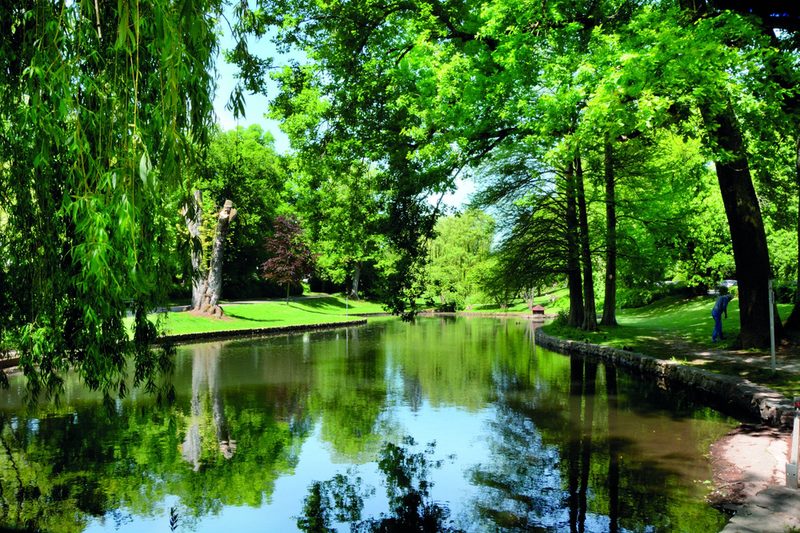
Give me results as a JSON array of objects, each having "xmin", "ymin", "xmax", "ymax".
[
  {"xmin": 422, "ymin": 210, "xmax": 495, "ymax": 310},
  {"xmin": 285, "ymin": 152, "xmax": 388, "ymax": 297},
  {"xmin": 767, "ymin": 228, "xmax": 798, "ymax": 284},
  {"xmin": 193, "ymin": 125, "xmax": 286, "ymax": 298},
  {"xmin": 616, "ymin": 282, "xmax": 692, "ymax": 309},
  {"xmin": 772, "ymin": 281, "xmax": 797, "ymax": 304},
  {"xmin": 0, "ymin": 1, "xmax": 220, "ymax": 400}
]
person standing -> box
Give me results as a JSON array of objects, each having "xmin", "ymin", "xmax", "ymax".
[{"xmin": 711, "ymin": 287, "xmax": 734, "ymax": 342}]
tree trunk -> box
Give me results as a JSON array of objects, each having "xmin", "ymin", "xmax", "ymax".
[
  {"xmin": 349, "ymin": 263, "xmax": 361, "ymax": 300},
  {"xmin": 784, "ymin": 135, "xmax": 800, "ymax": 332},
  {"xmin": 700, "ymin": 102, "xmax": 780, "ymax": 347},
  {"xmin": 576, "ymin": 155, "xmax": 598, "ymax": 331},
  {"xmin": 183, "ymin": 189, "xmax": 206, "ymax": 309},
  {"xmin": 565, "ymin": 161, "xmax": 585, "ymax": 327},
  {"xmin": 195, "ymin": 200, "xmax": 237, "ymax": 317},
  {"xmin": 601, "ymin": 140, "xmax": 618, "ymax": 326}
]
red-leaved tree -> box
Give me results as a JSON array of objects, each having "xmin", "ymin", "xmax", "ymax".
[{"xmin": 261, "ymin": 216, "xmax": 316, "ymax": 303}]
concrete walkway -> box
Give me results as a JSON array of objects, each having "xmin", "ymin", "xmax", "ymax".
[
  {"xmin": 721, "ymin": 486, "xmax": 800, "ymax": 532},
  {"xmin": 674, "ymin": 347, "xmax": 800, "ymax": 532}
]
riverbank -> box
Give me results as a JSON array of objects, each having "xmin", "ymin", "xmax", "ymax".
[
  {"xmin": 543, "ymin": 296, "xmax": 798, "ymax": 397},
  {"xmin": 0, "ymin": 295, "xmax": 384, "ymax": 370},
  {"xmin": 154, "ymin": 295, "xmax": 385, "ymax": 336},
  {"xmin": 534, "ymin": 328, "xmax": 800, "ymax": 532}
]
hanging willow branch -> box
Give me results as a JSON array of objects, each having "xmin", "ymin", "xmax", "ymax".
[{"xmin": 0, "ymin": 0, "xmax": 222, "ymax": 403}]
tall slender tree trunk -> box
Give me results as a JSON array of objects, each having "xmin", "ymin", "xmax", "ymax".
[
  {"xmin": 700, "ymin": 102, "xmax": 780, "ymax": 347},
  {"xmin": 565, "ymin": 162, "xmax": 585, "ymax": 327},
  {"xmin": 784, "ymin": 135, "xmax": 800, "ymax": 331},
  {"xmin": 183, "ymin": 189, "xmax": 206, "ymax": 309},
  {"xmin": 349, "ymin": 263, "xmax": 361, "ymax": 300},
  {"xmin": 195, "ymin": 200, "xmax": 237, "ymax": 317},
  {"xmin": 576, "ymin": 155, "xmax": 597, "ymax": 331},
  {"xmin": 601, "ymin": 140, "xmax": 618, "ymax": 326}
]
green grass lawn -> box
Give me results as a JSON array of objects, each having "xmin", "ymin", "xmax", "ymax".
[
  {"xmin": 543, "ymin": 295, "xmax": 799, "ymax": 396},
  {"xmin": 149, "ymin": 294, "xmax": 387, "ymax": 336},
  {"xmin": 466, "ymin": 288, "xmax": 572, "ymax": 314},
  {"xmin": 546, "ymin": 295, "xmax": 792, "ymax": 354}
]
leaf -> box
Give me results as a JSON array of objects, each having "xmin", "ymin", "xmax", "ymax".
[{"xmin": 139, "ymin": 152, "xmax": 152, "ymax": 184}]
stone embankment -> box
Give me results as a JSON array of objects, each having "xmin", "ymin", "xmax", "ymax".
[
  {"xmin": 534, "ymin": 329, "xmax": 796, "ymax": 428},
  {"xmin": 0, "ymin": 319, "xmax": 369, "ymax": 371},
  {"xmin": 158, "ymin": 319, "xmax": 368, "ymax": 345}
]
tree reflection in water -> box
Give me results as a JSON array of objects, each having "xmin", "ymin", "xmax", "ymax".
[
  {"xmin": 181, "ymin": 342, "xmax": 236, "ymax": 471},
  {"xmin": 0, "ymin": 320, "xmax": 734, "ymax": 531},
  {"xmin": 469, "ymin": 353, "xmax": 729, "ymax": 532},
  {"xmin": 297, "ymin": 437, "xmax": 462, "ymax": 532}
]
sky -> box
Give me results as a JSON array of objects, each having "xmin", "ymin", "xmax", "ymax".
[
  {"xmin": 211, "ymin": 22, "xmax": 292, "ymax": 154},
  {"xmin": 210, "ymin": 23, "xmax": 475, "ymax": 209}
]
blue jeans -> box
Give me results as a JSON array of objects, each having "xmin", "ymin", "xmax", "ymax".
[{"xmin": 711, "ymin": 311, "xmax": 723, "ymax": 341}]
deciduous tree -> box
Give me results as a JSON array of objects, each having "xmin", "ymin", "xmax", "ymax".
[
  {"xmin": 0, "ymin": 1, "xmax": 219, "ymax": 400},
  {"xmin": 261, "ymin": 216, "xmax": 316, "ymax": 303}
]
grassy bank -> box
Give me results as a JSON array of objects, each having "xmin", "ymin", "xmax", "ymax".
[
  {"xmin": 462, "ymin": 288, "xmax": 572, "ymax": 314},
  {"xmin": 149, "ymin": 295, "xmax": 387, "ymax": 337},
  {"xmin": 543, "ymin": 295, "xmax": 798, "ymax": 396}
]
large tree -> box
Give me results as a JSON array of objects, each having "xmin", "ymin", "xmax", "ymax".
[
  {"xmin": 423, "ymin": 210, "xmax": 495, "ymax": 310},
  {"xmin": 234, "ymin": 0, "xmax": 800, "ymax": 346},
  {"xmin": 193, "ymin": 125, "xmax": 285, "ymax": 299},
  {"xmin": 0, "ymin": 1, "xmax": 219, "ymax": 400}
]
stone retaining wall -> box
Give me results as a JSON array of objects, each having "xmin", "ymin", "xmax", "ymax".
[
  {"xmin": 535, "ymin": 329, "xmax": 795, "ymax": 428},
  {"xmin": 0, "ymin": 320, "xmax": 369, "ymax": 372},
  {"xmin": 158, "ymin": 319, "xmax": 368, "ymax": 345}
]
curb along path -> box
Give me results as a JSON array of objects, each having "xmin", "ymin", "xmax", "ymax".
[{"xmin": 534, "ymin": 329, "xmax": 795, "ymax": 427}]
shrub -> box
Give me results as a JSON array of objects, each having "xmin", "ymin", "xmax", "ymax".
[
  {"xmin": 772, "ymin": 281, "xmax": 796, "ymax": 304},
  {"xmin": 617, "ymin": 281, "xmax": 692, "ymax": 309}
]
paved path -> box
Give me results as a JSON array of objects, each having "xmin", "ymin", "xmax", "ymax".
[
  {"xmin": 721, "ymin": 486, "xmax": 800, "ymax": 532},
  {"xmin": 687, "ymin": 346, "xmax": 800, "ymax": 375}
]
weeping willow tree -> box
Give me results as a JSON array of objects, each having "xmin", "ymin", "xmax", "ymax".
[{"xmin": 0, "ymin": 1, "xmax": 220, "ymax": 403}]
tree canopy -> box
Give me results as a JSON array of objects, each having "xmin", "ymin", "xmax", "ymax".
[{"xmin": 234, "ymin": 0, "xmax": 800, "ymax": 346}]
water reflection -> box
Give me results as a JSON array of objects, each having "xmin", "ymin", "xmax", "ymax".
[
  {"xmin": 181, "ymin": 342, "xmax": 236, "ymax": 471},
  {"xmin": 0, "ymin": 319, "xmax": 735, "ymax": 532},
  {"xmin": 469, "ymin": 349, "xmax": 732, "ymax": 532},
  {"xmin": 297, "ymin": 438, "xmax": 459, "ymax": 532}
]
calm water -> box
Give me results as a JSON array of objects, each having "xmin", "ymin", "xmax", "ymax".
[{"xmin": 0, "ymin": 318, "xmax": 736, "ymax": 532}]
